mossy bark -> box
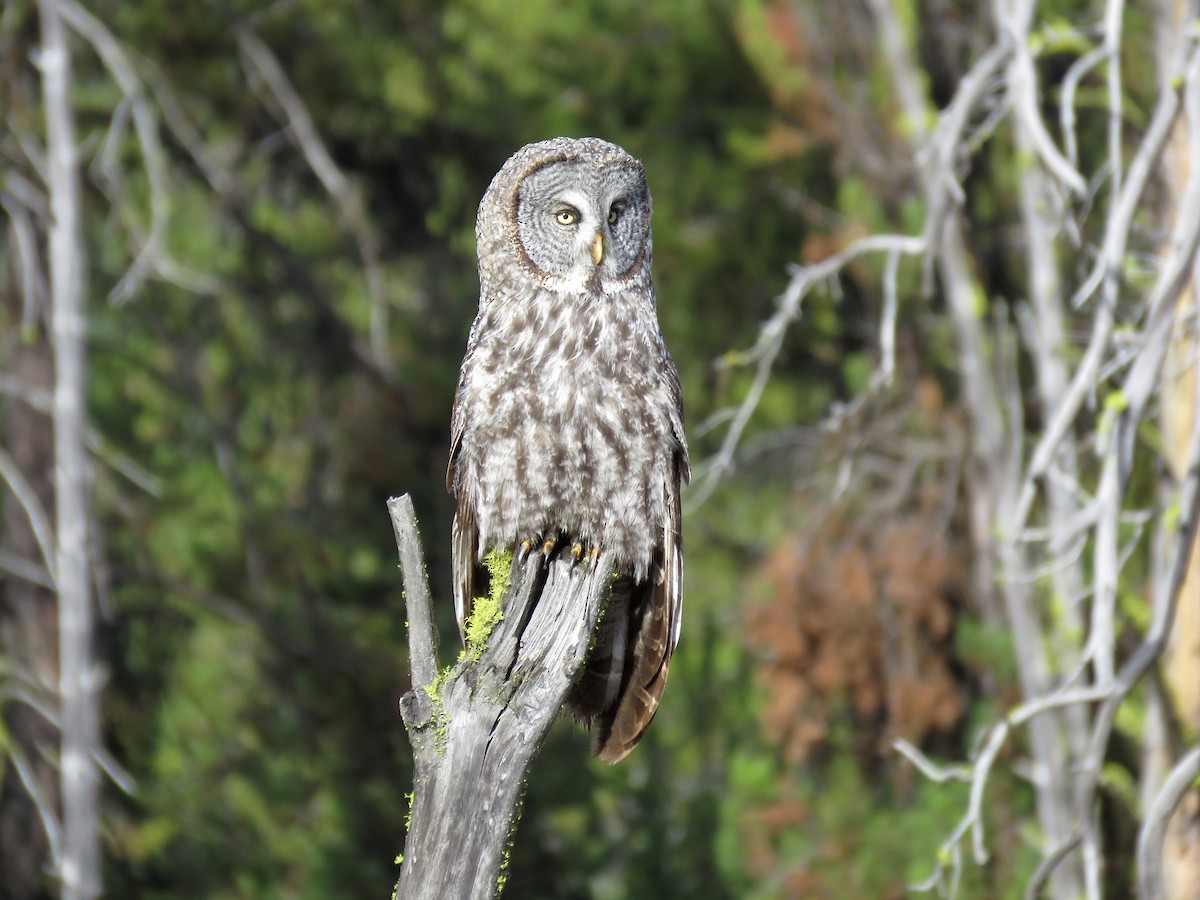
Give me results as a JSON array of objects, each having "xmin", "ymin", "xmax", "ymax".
[{"xmin": 388, "ymin": 496, "xmax": 612, "ymax": 900}]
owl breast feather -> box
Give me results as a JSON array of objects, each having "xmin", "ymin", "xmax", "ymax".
[{"xmin": 461, "ymin": 288, "xmax": 675, "ymax": 578}]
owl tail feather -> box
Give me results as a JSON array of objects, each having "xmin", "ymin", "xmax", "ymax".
[
  {"xmin": 568, "ymin": 579, "xmax": 631, "ymax": 720},
  {"xmin": 569, "ymin": 572, "xmax": 673, "ymax": 764}
]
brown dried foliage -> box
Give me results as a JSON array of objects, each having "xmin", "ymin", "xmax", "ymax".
[{"xmin": 744, "ymin": 384, "xmax": 972, "ymax": 769}]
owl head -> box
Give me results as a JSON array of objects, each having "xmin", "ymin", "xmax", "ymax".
[{"xmin": 476, "ymin": 137, "xmax": 654, "ymax": 297}]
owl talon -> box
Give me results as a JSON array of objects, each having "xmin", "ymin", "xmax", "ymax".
[
  {"xmin": 570, "ymin": 542, "xmax": 584, "ymax": 564},
  {"xmin": 517, "ymin": 539, "xmax": 534, "ymax": 564},
  {"xmin": 542, "ymin": 538, "xmax": 557, "ymax": 559}
]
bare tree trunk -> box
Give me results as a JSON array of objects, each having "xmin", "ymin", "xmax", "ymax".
[
  {"xmin": 388, "ymin": 496, "xmax": 615, "ymax": 900},
  {"xmin": 1005, "ymin": 4, "xmax": 1088, "ymax": 894},
  {"xmin": 38, "ymin": 2, "xmax": 99, "ymax": 898},
  {"xmin": 700, "ymin": 1, "xmax": 1200, "ymax": 894},
  {"xmin": 864, "ymin": 2, "xmax": 1084, "ymax": 894}
]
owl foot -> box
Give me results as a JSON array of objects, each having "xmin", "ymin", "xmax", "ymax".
[
  {"xmin": 517, "ymin": 537, "xmax": 556, "ymax": 564},
  {"xmin": 516, "ymin": 537, "xmax": 580, "ymax": 565},
  {"xmin": 570, "ymin": 544, "xmax": 599, "ymax": 567}
]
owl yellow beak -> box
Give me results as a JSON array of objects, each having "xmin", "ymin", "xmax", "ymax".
[{"xmin": 590, "ymin": 232, "xmax": 605, "ymax": 266}]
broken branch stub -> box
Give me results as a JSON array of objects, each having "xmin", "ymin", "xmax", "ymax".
[{"xmin": 388, "ymin": 495, "xmax": 613, "ymax": 900}]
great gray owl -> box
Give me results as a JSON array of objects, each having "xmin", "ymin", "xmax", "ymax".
[{"xmin": 447, "ymin": 137, "xmax": 690, "ymax": 763}]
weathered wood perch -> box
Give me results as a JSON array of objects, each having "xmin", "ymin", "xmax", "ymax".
[{"xmin": 387, "ymin": 494, "xmax": 615, "ymax": 900}]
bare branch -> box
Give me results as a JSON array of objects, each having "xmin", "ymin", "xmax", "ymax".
[
  {"xmin": 235, "ymin": 26, "xmax": 390, "ymax": 365},
  {"xmin": 1, "ymin": 187, "xmax": 49, "ymax": 327},
  {"xmin": 388, "ymin": 495, "xmax": 438, "ymax": 692},
  {"xmin": 907, "ymin": 685, "xmax": 1113, "ymax": 894},
  {"xmin": 55, "ymin": 0, "xmax": 208, "ymax": 303},
  {"xmin": 0, "ymin": 549, "xmax": 55, "ymax": 590},
  {"xmin": 1075, "ymin": 278, "xmax": 1200, "ymax": 839},
  {"xmin": 1138, "ymin": 746, "xmax": 1200, "ymax": 899},
  {"xmin": 707, "ymin": 3, "xmax": 1200, "ymax": 896},
  {"xmin": 9, "ymin": 741, "xmax": 62, "ymax": 873},
  {"xmin": 1091, "ymin": 40, "xmax": 1200, "ymax": 691},
  {"xmin": 36, "ymin": 2, "xmax": 100, "ymax": 895},
  {"xmin": 998, "ymin": 0, "xmax": 1087, "ymax": 196},
  {"xmin": 1023, "ymin": 834, "xmax": 1084, "ymax": 900},
  {"xmin": 0, "ymin": 445, "xmax": 58, "ymax": 586},
  {"xmin": 687, "ymin": 234, "xmax": 923, "ymax": 510},
  {"xmin": 1061, "ymin": 45, "xmax": 1109, "ymax": 170},
  {"xmin": 878, "ymin": 249, "xmax": 900, "ymax": 387},
  {"xmin": 893, "ymin": 739, "xmax": 971, "ymax": 784},
  {"xmin": 135, "ymin": 58, "xmax": 403, "ymax": 391},
  {"xmin": 0, "ymin": 375, "xmax": 161, "ymax": 496},
  {"xmin": 1014, "ymin": 35, "xmax": 1200, "ymax": 534},
  {"xmin": 1104, "ymin": 0, "xmax": 1126, "ymax": 201},
  {"xmin": 1, "ymin": 675, "xmax": 137, "ymax": 799}
]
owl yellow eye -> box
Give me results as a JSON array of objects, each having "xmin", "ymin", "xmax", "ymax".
[
  {"xmin": 608, "ymin": 205, "xmax": 623, "ymax": 225},
  {"xmin": 555, "ymin": 209, "xmax": 577, "ymax": 226}
]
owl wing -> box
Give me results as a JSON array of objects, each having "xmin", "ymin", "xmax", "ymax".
[
  {"xmin": 592, "ymin": 368, "xmax": 689, "ymax": 763},
  {"xmin": 658, "ymin": 358, "xmax": 690, "ymax": 663},
  {"xmin": 447, "ymin": 374, "xmax": 476, "ymax": 645},
  {"xmin": 661, "ymin": 364, "xmax": 689, "ymax": 658},
  {"xmin": 591, "ymin": 449, "xmax": 686, "ymax": 763}
]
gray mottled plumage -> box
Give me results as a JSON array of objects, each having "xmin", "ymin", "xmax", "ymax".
[{"xmin": 447, "ymin": 137, "xmax": 689, "ymax": 763}]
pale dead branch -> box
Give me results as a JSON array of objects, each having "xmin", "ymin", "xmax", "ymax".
[
  {"xmin": 36, "ymin": 2, "xmax": 101, "ymax": 897},
  {"xmin": 56, "ymin": 0, "xmax": 218, "ymax": 302},
  {"xmin": 700, "ymin": 4, "xmax": 1200, "ymax": 897},
  {"xmin": 1138, "ymin": 746, "xmax": 1200, "ymax": 899},
  {"xmin": 236, "ymin": 25, "xmax": 390, "ymax": 366},
  {"xmin": 0, "ymin": 445, "xmax": 57, "ymax": 587}
]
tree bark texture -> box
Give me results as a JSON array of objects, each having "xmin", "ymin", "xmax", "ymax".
[{"xmin": 388, "ymin": 495, "xmax": 614, "ymax": 900}]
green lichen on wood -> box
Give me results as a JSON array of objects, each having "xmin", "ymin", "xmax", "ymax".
[
  {"xmin": 496, "ymin": 781, "xmax": 527, "ymax": 897},
  {"xmin": 423, "ymin": 667, "xmax": 452, "ymax": 754},
  {"xmin": 464, "ymin": 548, "xmax": 512, "ymax": 660},
  {"xmin": 581, "ymin": 567, "xmax": 619, "ymax": 659}
]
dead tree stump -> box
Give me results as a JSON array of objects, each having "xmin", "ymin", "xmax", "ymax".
[{"xmin": 387, "ymin": 495, "xmax": 614, "ymax": 900}]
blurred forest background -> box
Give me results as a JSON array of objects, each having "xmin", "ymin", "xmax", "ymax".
[{"xmin": 3, "ymin": 0, "xmax": 1200, "ymax": 898}]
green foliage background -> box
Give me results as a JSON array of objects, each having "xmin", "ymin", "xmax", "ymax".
[{"xmin": 0, "ymin": 0, "xmax": 1169, "ymax": 896}]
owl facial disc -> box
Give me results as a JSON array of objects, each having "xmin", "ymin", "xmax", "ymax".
[{"xmin": 510, "ymin": 157, "xmax": 650, "ymax": 294}]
